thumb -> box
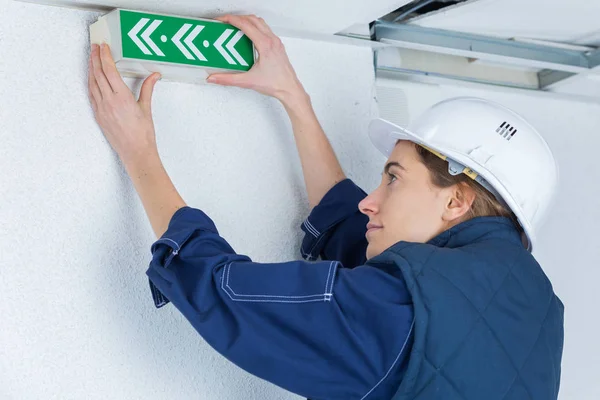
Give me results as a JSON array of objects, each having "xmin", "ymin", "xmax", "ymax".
[
  {"xmin": 207, "ymin": 72, "xmax": 248, "ymax": 88},
  {"xmin": 139, "ymin": 72, "xmax": 161, "ymax": 109}
]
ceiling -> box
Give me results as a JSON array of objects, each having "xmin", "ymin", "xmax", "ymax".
[
  {"xmin": 410, "ymin": 0, "xmax": 600, "ymax": 97},
  {"xmin": 411, "ymin": 0, "xmax": 600, "ymax": 46},
  {"xmin": 24, "ymin": 0, "xmax": 600, "ymax": 97},
  {"xmin": 29, "ymin": 0, "xmax": 413, "ymax": 34}
]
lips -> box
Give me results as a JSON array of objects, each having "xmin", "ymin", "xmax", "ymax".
[{"xmin": 366, "ymin": 223, "xmax": 383, "ymax": 236}]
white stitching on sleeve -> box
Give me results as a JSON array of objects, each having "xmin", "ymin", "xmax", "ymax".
[
  {"xmin": 360, "ymin": 319, "xmax": 415, "ymax": 400},
  {"xmin": 327, "ymin": 262, "xmax": 338, "ymax": 295},
  {"xmin": 303, "ymin": 220, "xmax": 319, "ymax": 237},
  {"xmin": 226, "ymin": 263, "xmax": 326, "ymax": 298},
  {"xmin": 300, "ymin": 248, "xmax": 315, "ymax": 261},
  {"xmin": 150, "ymin": 281, "xmax": 167, "ymax": 307},
  {"xmin": 305, "ymin": 219, "xmax": 321, "ymax": 236},
  {"xmin": 220, "ymin": 262, "xmax": 337, "ymax": 303},
  {"xmin": 302, "ymin": 231, "xmax": 329, "ymax": 261},
  {"xmin": 324, "ymin": 261, "xmax": 334, "ymax": 294},
  {"xmin": 157, "ymin": 238, "xmax": 181, "ymax": 253}
]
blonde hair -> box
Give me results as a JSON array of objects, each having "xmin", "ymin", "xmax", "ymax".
[{"xmin": 414, "ymin": 144, "xmax": 522, "ymax": 231}]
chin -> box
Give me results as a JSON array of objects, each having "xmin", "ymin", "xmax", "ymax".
[{"xmin": 366, "ymin": 244, "xmax": 381, "ymax": 260}]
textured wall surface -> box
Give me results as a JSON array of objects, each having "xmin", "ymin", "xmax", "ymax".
[{"xmin": 0, "ymin": 1, "xmax": 380, "ymax": 399}]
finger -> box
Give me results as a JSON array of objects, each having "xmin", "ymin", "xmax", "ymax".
[
  {"xmin": 138, "ymin": 72, "xmax": 161, "ymax": 111},
  {"xmin": 215, "ymin": 15, "xmax": 270, "ymax": 52},
  {"xmin": 88, "ymin": 54, "xmax": 102, "ymax": 102},
  {"xmin": 246, "ymin": 14, "xmax": 274, "ymax": 36},
  {"xmin": 206, "ymin": 72, "xmax": 249, "ymax": 88},
  {"xmin": 90, "ymin": 91, "xmax": 98, "ymax": 114},
  {"xmin": 214, "ymin": 15, "xmax": 229, "ymax": 23},
  {"xmin": 91, "ymin": 44, "xmax": 112, "ymax": 97},
  {"xmin": 237, "ymin": 15, "xmax": 282, "ymax": 55},
  {"xmin": 99, "ymin": 43, "xmax": 127, "ymax": 93},
  {"xmin": 220, "ymin": 14, "xmax": 270, "ymax": 35}
]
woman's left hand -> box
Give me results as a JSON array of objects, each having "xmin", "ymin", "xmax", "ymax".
[{"xmin": 88, "ymin": 43, "xmax": 162, "ymax": 165}]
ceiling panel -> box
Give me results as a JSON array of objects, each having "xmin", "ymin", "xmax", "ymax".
[
  {"xmin": 409, "ymin": 0, "xmax": 600, "ymax": 97},
  {"xmin": 411, "ymin": 0, "xmax": 600, "ymax": 45}
]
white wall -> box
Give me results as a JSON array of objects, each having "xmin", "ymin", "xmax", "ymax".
[
  {"xmin": 377, "ymin": 77, "xmax": 600, "ymax": 400},
  {"xmin": 0, "ymin": 1, "xmax": 380, "ymax": 399}
]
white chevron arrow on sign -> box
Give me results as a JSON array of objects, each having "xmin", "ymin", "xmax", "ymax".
[
  {"xmin": 172, "ymin": 24, "xmax": 208, "ymax": 61},
  {"xmin": 128, "ymin": 18, "xmax": 248, "ymax": 65},
  {"xmin": 128, "ymin": 18, "xmax": 165, "ymax": 56},
  {"xmin": 172, "ymin": 24, "xmax": 194, "ymax": 60},
  {"xmin": 214, "ymin": 29, "xmax": 235, "ymax": 64},
  {"xmin": 141, "ymin": 19, "xmax": 164, "ymax": 56},
  {"xmin": 183, "ymin": 25, "xmax": 207, "ymax": 61},
  {"xmin": 214, "ymin": 29, "xmax": 249, "ymax": 66},
  {"xmin": 225, "ymin": 30, "xmax": 249, "ymax": 66}
]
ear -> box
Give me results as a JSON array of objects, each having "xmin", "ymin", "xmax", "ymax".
[{"xmin": 442, "ymin": 183, "xmax": 476, "ymax": 223}]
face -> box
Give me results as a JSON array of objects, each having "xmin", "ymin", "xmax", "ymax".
[{"xmin": 359, "ymin": 141, "xmax": 463, "ymax": 259}]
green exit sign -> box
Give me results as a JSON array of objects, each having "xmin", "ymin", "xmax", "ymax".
[{"xmin": 90, "ymin": 9, "xmax": 255, "ymax": 83}]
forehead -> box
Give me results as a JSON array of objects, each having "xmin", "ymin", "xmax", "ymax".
[{"xmin": 388, "ymin": 140, "xmax": 419, "ymax": 165}]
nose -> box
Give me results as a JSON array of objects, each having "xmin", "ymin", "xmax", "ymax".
[{"xmin": 359, "ymin": 188, "xmax": 380, "ymax": 216}]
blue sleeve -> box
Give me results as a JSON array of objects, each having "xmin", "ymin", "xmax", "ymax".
[
  {"xmin": 146, "ymin": 207, "xmax": 414, "ymax": 400},
  {"xmin": 300, "ymin": 179, "xmax": 369, "ymax": 268}
]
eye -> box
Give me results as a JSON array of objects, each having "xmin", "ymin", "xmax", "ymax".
[{"xmin": 386, "ymin": 173, "xmax": 397, "ymax": 185}]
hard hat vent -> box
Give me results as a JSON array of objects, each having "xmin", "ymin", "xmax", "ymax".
[{"xmin": 496, "ymin": 121, "xmax": 518, "ymax": 141}]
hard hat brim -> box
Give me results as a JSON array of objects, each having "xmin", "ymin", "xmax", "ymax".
[{"xmin": 368, "ymin": 118, "xmax": 534, "ymax": 252}]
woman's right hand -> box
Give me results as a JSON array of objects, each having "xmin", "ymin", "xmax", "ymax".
[
  {"xmin": 207, "ymin": 15, "xmax": 306, "ymax": 105},
  {"xmin": 209, "ymin": 15, "xmax": 345, "ymax": 208}
]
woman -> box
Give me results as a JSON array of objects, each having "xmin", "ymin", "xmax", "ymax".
[{"xmin": 88, "ymin": 14, "xmax": 564, "ymax": 400}]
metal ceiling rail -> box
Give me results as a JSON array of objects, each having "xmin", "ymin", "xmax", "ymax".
[{"xmin": 372, "ymin": 20, "xmax": 600, "ymax": 90}]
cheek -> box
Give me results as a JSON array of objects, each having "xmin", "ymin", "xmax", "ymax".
[
  {"xmin": 381, "ymin": 185, "xmax": 442, "ymax": 241},
  {"xmin": 383, "ymin": 185, "xmax": 424, "ymax": 219}
]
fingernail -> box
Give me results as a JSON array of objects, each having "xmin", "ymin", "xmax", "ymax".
[
  {"xmin": 101, "ymin": 42, "xmax": 106, "ymax": 49},
  {"xmin": 207, "ymin": 76, "xmax": 216, "ymax": 83},
  {"xmin": 92, "ymin": 44, "xmax": 99, "ymax": 51}
]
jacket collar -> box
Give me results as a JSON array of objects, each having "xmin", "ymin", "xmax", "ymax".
[
  {"xmin": 379, "ymin": 216, "xmax": 524, "ymax": 256},
  {"xmin": 426, "ymin": 216, "xmax": 523, "ymax": 249}
]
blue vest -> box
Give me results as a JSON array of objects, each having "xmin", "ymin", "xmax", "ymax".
[{"xmin": 370, "ymin": 217, "xmax": 564, "ymax": 400}]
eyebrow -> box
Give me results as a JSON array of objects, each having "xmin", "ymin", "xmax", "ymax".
[{"xmin": 383, "ymin": 161, "xmax": 406, "ymax": 175}]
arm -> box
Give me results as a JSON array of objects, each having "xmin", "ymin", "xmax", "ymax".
[
  {"xmin": 88, "ymin": 27, "xmax": 413, "ymax": 400},
  {"xmin": 146, "ymin": 206, "xmax": 415, "ymax": 400},
  {"xmin": 207, "ymin": 16, "xmax": 372, "ymax": 264},
  {"xmin": 123, "ymin": 154, "xmax": 186, "ymax": 238},
  {"xmin": 88, "ymin": 24, "xmax": 368, "ymax": 265},
  {"xmin": 207, "ymin": 15, "xmax": 345, "ymax": 208},
  {"xmin": 283, "ymin": 92, "xmax": 346, "ymax": 208},
  {"xmin": 88, "ymin": 42, "xmax": 183, "ymax": 238},
  {"xmin": 300, "ymin": 179, "xmax": 369, "ymax": 267}
]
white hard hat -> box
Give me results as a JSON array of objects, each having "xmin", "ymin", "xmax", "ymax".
[{"xmin": 368, "ymin": 97, "xmax": 558, "ymax": 252}]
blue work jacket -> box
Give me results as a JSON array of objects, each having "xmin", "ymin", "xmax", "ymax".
[
  {"xmin": 147, "ymin": 179, "xmax": 414, "ymax": 399},
  {"xmin": 378, "ymin": 218, "xmax": 564, "ymax": 399},
  {"xmin": 146, "ymin": 179, "xmax": 564, "ymax": 399}
]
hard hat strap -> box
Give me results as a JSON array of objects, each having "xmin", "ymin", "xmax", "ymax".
[{"xmin": 419, "ymin": 144, "xmax": 510, "ymax": 210}]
